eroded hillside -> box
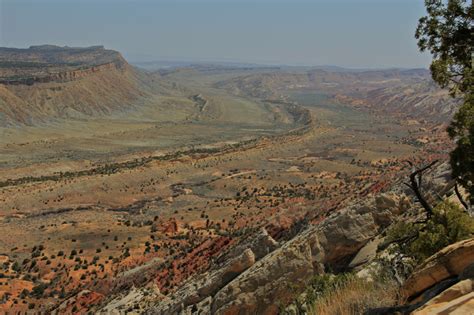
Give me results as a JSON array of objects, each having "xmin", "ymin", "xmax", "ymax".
[
  {"xmin": 215, "ymin": 69, "xmax": 459, "ymax": 122},
  {"xmin": 0, "ymin": 46, "xmax": 155, "ymax": 126}
]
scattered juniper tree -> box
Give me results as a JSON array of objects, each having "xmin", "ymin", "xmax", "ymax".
[{"xmin": 415, "ymin": 0, "xmax": 473, "ymax": 204}]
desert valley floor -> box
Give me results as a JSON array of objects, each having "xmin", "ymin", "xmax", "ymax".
[{"xmin": 0, "ymin": 46, "xmax": 458, "ymax": 313}]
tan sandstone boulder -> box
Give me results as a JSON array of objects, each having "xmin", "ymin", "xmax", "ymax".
[
  {"xmin": 402, "ymin": 238, "xmax": 474, "ymax": 300},
  {"xmin": 412, "ymin": 279, "xmax": 474, "ymax": 315},
  {"xmin": 211, "ymin": 240, "xmax": 314, "ymax": 315}
]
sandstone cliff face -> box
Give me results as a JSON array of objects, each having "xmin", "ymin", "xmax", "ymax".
[
  {"xmin": 0, "ymin": 59, "xmax": 128, "ymax": 85},
  {"xmin": 139, "ymin": 190, "xmax": 411, "ymax": 315},
  {"xmin": 151, "ymin": 248, "xmax": 256, "ymax": 315},
  {"xmin": 0, "ymin": 45, "xmax": 123, "ymax": 79},
  {"xmin": 212, "ymin": 241, "xmax": 313, "ymax": 315},
  {"xmin": 206, "ymin": 201, "xmax": 392, "ymax": 315}
]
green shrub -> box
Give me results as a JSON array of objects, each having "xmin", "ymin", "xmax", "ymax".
[
  {"xmin": 31, "ymin": 283, "xmax": 48, "ymax": 298},
  {"xmin": 304, "ymin": 273, "xmax": 355, "ymax": 306},
  {"xmin": 386, "ymin": 200, "xmax": 474, "ymax": 262}
]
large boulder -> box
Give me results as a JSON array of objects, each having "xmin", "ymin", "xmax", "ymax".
[
  {"xmin": 412, "ymin": 279, "xmax": 474, "ymax": 314},
  {"xmin": 211, "ymin": 240, "xmax": 314, "ymax": 315},
  {"xmin": 216, "ymin": 228, "xmax": 279, "ymax": 263},
  {"xmin": 402, "ymin": 238, "xmax": 474, "ymax": 300},
  {"xmin": 316, "ymin": 208, "xmax": 379, "ymax": 268},
  {"xmin": 349, "ymin": 236, "xmax": 383, "ymax": 270}
]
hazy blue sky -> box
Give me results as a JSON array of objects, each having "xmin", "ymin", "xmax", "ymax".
[{"xmin": 1, "ymin": 0, "xmax": 431, "ymax": 68}]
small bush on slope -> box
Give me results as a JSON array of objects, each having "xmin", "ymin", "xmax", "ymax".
[{"xmin": 385, "ymin": 200, "xmax": 474, "ymax": 262}]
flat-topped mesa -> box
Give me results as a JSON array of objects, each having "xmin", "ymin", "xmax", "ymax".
[
  {"xmin": 0, "ymin": 45, "xmax": 151, "ymax": 126},
  {"xmin": 0, "ymin": 45, "xmax": 128, "ymax": 85},
  {"xmin": 28, "ymin": 44, "xmax": 105, "ymax": 51}
]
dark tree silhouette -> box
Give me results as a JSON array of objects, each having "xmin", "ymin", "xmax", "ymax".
[{"xmin": 415, "ymin": 0, "xmax": 473, "ymax": 204}]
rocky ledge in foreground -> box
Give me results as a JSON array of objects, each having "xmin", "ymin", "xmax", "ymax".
[{"xmin": 101, "ymin": 187, "xmax": 417, "ymax": 313}]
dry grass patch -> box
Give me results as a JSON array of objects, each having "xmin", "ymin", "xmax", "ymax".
[{"xmin": 307, "ymin": 274, "xmax": 399, "ymax": 315}]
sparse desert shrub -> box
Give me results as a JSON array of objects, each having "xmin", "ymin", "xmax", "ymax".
[
  {"xmin": 11, "ymin": 261, "xmax": 20, "ymax": 272},
  {"xmin": 123, "ymin": 248, "xmax": 130, "ymax": 258},
  {"xmin": 19, "ymin": 289, "xmax": 29, "ymax": 299},
  {"xmin": 31, "ymin": 283, "xmax": 48, "ymax": 298},
  {"xmin": 385, "ymin": 200, "xmax": 474, "ymax": 262}
]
